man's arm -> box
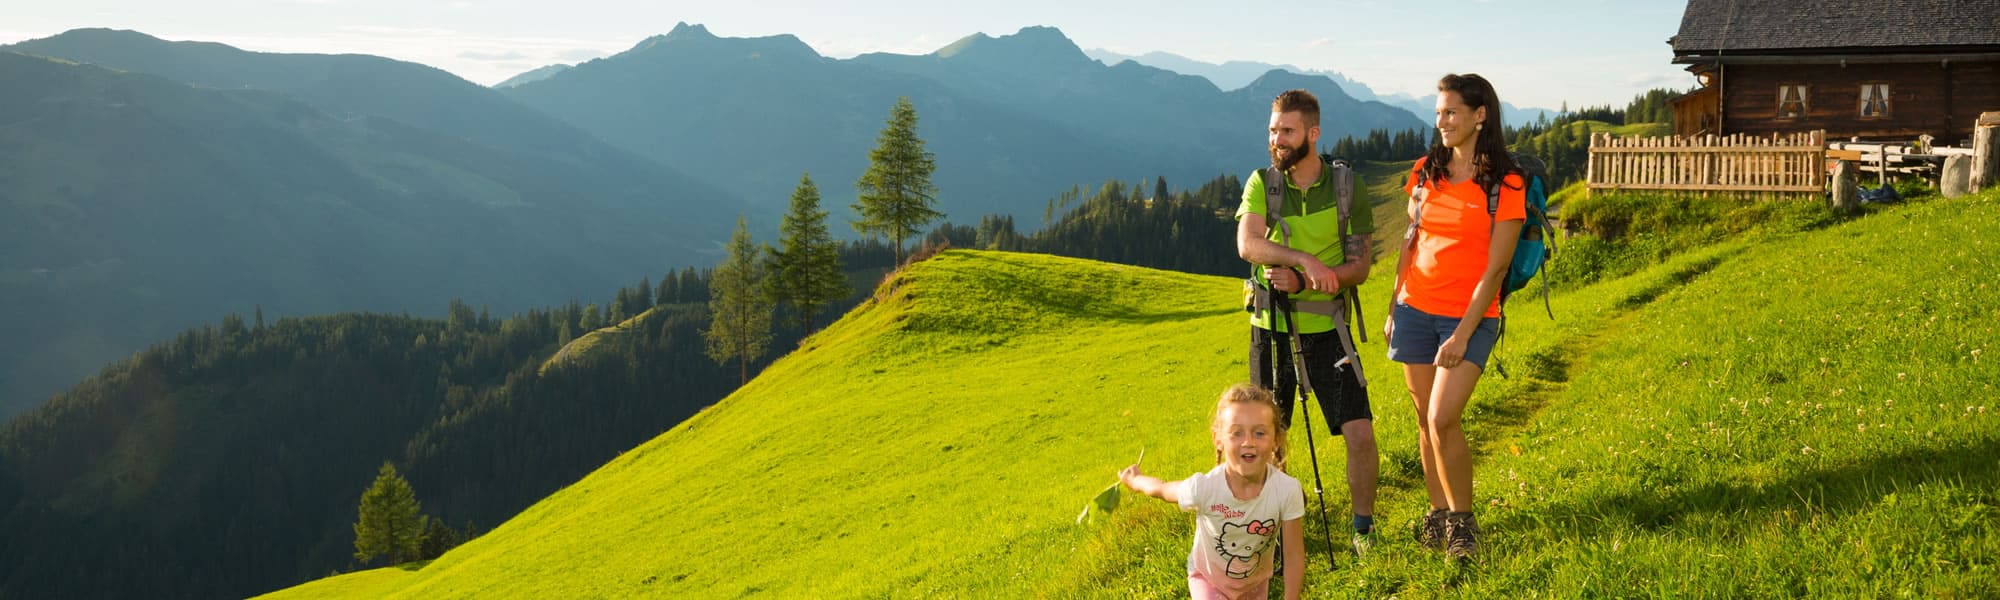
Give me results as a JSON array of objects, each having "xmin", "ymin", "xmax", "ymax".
[
  {"xmin": 1238, "ymin": 213, "xmax": 1338, "ymax": 293},
  {"xmin": 1334, "ymin": 235, "xmax": 1372, "ymax": 288}
]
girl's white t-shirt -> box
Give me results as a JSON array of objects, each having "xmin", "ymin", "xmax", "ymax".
[{"xmin": 1176, "ymin": 463, "xmax": 1305, "ymax": 594}]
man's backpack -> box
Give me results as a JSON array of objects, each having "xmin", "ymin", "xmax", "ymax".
[{"xmin": 1489, "ymin": 152, "xmax": 1557, "ymax": 318}]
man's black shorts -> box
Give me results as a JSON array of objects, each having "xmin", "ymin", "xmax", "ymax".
[{"xmin": 1249, "ymin": 327, "xmax": 1372, "ymax": 433}]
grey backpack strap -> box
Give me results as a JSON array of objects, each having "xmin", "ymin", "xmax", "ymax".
[
  {"xmin": 1264, "ymin": 167, "xmax": 1290, "ymax": 245},
  {"xmin": 1327, "ymin": 160, "xmax": 1367, "ymax": 345}
]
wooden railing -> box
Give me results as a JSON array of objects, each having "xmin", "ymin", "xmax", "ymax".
[{"xmin": 1586, "ymin": 130, "xmax": 1826, "ymax": 200}]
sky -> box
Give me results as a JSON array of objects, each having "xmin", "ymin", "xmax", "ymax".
[{"xmin": 1, "ymin": 0, "xmax": 1696, "ymax": 109}]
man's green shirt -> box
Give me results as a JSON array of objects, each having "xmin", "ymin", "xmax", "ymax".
[{"xmin": 1235, "ymin": 162, "xmax": 1375, "ymax": 334}]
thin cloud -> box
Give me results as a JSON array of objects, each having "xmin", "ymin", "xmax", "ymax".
[{"xmin": 461, "ymin": 50, "xmax": 527, "ymax": 61}]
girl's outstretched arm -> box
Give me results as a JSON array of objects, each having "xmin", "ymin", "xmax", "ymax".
[
  {"xmin": 1118, "ymin": 464, "xmax": 1181, "ymax": 504},
  {"xmin": 1282, "ymin": 517, "xmax": 1304, "ymax": 599}
]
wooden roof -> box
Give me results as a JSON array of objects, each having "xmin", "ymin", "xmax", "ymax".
[{"xmin": 1672, "ymin": 0, "xmax": 2000, "ymax": 55}]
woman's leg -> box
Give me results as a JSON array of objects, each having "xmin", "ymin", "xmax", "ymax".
[
  {"xmin": 1402, "ymin": 363, "xmax": 1445, "ymax": 510},
  {"xmin": 1425, "ymin": 361, "xmax": 1484, "ymax": 511}
]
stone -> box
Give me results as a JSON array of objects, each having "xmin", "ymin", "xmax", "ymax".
[{"xmin": 1941, "ymin": 154, "xmax": 1970, "ymax": 198}]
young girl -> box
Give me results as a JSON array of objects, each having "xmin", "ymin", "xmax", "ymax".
[
  {"xmin": 1120, "ymin": 383, "xmax": 1306, "ymax": 600},
  {"xmin": 1387, "ymin": 73, "xmax": 1525, "ymax": 561}
]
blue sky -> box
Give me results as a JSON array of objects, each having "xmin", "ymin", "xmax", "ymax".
[{"xmin": 2, "ymin": 0, "xmax": 1694, "ymax": 109}]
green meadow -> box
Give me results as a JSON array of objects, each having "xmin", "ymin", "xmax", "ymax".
[{"xmin": 264, "ymin": 185, "xmax": 1999, "ymax": 598}]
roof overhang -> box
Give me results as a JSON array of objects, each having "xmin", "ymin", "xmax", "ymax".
[{"xmin": 1673, "ymin": 51, "xmax": 2000, "ymax": 65}]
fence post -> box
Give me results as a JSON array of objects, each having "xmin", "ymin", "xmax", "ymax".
[{"xmin": 1974, "ymin": 112, "xmax": 2000, "ymax": 193}]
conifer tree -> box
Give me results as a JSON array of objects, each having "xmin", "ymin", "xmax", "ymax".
[
  {"xmin": 705, "ymin": 217, "xmax": 772, "ymax": 384},
  {"xmin": 852, "ymin": 97, "xmax": 941, "ymax": 265},
  {"xmin": 353, "ymin": 462, "xmax": 425, "ymax": 566},
  {"xmin": 765, "ymin": 173, "xmax": 850, "ymax": 334}
]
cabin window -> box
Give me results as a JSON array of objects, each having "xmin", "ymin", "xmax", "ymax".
[
  {"xmin": 1858, "ymin": 83, "xmax": 1892, "ymax": 119},
  {"xmin": 1776, "ymin": 84, "xmax": 1809, "ymax": 119}
]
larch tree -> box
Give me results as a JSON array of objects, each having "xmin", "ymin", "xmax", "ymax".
[
  {"xmin": 353, "ymin": 462, "xmax": 426, "ymax": 566},
  {"xmin": 765, "ymin": 173, "xmax": 850, "ymax": 334},
  {"xmin": 704, "ymin": 217, "xmax": 772, "ymax": 384},
  {"xmin": 852, "ymin": 96, "xmax": 941, "ymax": 266}
]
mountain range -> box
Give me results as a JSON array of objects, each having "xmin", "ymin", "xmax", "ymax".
[
  {"xmin": 0, "ymin": 25, "xmax": 1425, "ymax": 418},
  {"xmin": 499, "ymin": 23, "xmax": 1423, "ymax": 234},
  {"xmin": 1085, "ymin": 47, "xmax": 1559, "ymax": 127}
]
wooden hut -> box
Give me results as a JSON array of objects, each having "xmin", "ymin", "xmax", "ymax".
[{"xmin": 1668, "ymin": 0, "xmax": 2000, "ymax": 144}]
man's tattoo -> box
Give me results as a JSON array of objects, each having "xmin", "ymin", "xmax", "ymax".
[{"xmin": 1342, "ymin": 234, "xmax": 1371, "ymax": 267}]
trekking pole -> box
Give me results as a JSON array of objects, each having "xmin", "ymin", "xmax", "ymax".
[{"xmin": 1273, "ymin": 292, "xmax": 1336, "ymax": 572}]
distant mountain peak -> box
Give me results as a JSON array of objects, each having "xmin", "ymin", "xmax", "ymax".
[
  {"xmin": 665, "ymin": 22, "xmax": 713, "ymax": 40},
  {"xmin": 619, "ymin": 23, "xmax": 821, "ymax": 62},
  {"xmin": 932, "ymin": 25, "xmax": 1086, "ymax": 66}
]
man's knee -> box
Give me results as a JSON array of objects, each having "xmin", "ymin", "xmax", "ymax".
[{"xmin": 1342, "ymin": 422, "xmax": 1378, "ymax": 454}]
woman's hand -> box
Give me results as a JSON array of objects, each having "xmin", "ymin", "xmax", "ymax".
[
  {"xmin": 1383, "ymin": 313, "xmax": 1396, "ymax": 345},
  {"xmin": 1435, "ymin": 334, "xmax": 1468, "ymax": 369}
]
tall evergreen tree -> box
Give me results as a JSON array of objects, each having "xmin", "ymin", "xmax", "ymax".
[
  {"xmin": 852, "ymin": 96, "xmax": 941, "ymax": 266},
  {"xmin": 705, "ymin": 217, "xmax": 773, "ymax": 384},
  {"xmin": 764, "ymin": 173, "xmax": 850, "ymax": 334},
  {"xmin": 353, "ymin": 462, "xmax": 425, "ymax": 566}
]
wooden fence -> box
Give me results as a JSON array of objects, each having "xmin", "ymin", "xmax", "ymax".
[{"xmin": 1586, "ymin": 130, "xmax": 1826, "ymax": 200}]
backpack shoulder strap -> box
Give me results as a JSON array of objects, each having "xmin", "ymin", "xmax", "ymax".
[
  {"xmin": 1263, "ymin": 167, "xmax": 1290, "ymax": 245},
  {"xmin": 1330, "ymin": 159, "xmax": 1354, "ymax": 238}
]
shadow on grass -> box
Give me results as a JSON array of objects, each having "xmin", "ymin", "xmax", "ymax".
[
  {"xmin": 1612, "ymin": 251, "xmax": 1730, "ymax": 311},
  {"xmin": 396, "ymin": 559, "xmax": 433, "ymax": 572},
  {"xmin": 1512, "ymin": 436, "xmax": 2000, "ymax": 535}
]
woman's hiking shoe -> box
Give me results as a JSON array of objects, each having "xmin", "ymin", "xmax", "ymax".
[
  {"xmin": 1415, "ymin": 508, "xmax": 1447, "ymax": 550},
  {"xmin": 1443, "ymin": 511, "xmax": 1481, "ymax": 561}
]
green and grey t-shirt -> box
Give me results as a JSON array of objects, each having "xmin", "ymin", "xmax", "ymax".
[{"xmin": 1235, "ymin": 163, "xmax": 1374, "ymax": 334}]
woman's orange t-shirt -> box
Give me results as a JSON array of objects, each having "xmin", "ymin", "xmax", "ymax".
[{"xmin": 1399, "ymin": 159, "xmax": 1525, "ymax": 319}]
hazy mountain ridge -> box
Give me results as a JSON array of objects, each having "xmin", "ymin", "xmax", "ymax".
[
  {"xmin": 1085, "ymin": 47, "xmax": 1558, "ymax": 127},
  {"xmin": 505, "ymin": 24, "xmax": 1427, "ymax": 233},
  {"xmin": 0, "ymin": 42, "xmax": 735, "ymax": 418}
]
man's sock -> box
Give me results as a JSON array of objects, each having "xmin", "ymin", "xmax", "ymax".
[{"xmin": 1352, "ymin": 514, "xmax": 1374, "ymax": 535}]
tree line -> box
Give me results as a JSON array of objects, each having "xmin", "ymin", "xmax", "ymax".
[{"xmin": 1503, "ymin": 87, "xmax": 1687, "ymax": 189}]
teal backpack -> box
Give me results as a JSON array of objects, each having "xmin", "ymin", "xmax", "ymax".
[
  {"xmin": 1489, "ymin": 152, "xmax": 1557, "ymax": 318},
  {"xmin": 1481, "ymin": 153, "xmax": 1557, "ymax": 378}
]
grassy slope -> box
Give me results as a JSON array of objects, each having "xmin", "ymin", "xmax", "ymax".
[{"xmin": 266, "ymin": 190, "xmax": 1999, "ymax": 598}]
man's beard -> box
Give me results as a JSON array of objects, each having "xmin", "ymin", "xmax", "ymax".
[{"xmin": 1270, "ymin": 138, "xmax": 1312, "ymax": 172}]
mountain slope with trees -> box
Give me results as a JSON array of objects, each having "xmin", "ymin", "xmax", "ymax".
[{"xmin": 0, "ymin": 38, "xmax": 737, "ymax": 418}]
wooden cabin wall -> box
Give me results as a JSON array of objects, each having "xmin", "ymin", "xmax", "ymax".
[{"xmin": 1720, "ymin": 60, "xmax": 2000, "ymax": 143}]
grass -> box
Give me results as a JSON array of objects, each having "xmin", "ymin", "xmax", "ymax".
[{"xmin": 261, "ymin": 187, "xmax": 2000, "ymax": 598}]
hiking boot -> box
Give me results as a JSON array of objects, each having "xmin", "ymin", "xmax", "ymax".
[
  {"xmin": 1443, "ymin": 512, "xmax": 1481, "ymax": 561},
  {"xmin": 1415, "ymin": 508, "xmax": 1447, "ymax": 550},
  {"xmin": 1351, "ymin": 530, "xmax": 1379, "ymax": 558}
]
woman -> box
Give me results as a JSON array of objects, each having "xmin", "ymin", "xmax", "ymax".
[{"xmin": 1386, "ymin": 73, "xmax": 1523, "ymax": 561}]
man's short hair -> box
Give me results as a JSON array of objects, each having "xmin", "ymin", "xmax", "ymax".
[{"xmin": 1271, "ymin": 89, "xmax": 1320, "ymax": 128}]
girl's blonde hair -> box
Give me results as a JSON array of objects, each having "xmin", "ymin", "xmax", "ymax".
[{"xmin": 1211, "ymin": 383, "xmax": 1285, "ymax": 464}]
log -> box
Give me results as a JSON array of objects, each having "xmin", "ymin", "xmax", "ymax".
[{"xmin": 1975, "ymin": 114, "xmax": 1999, "ymax": 193}]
